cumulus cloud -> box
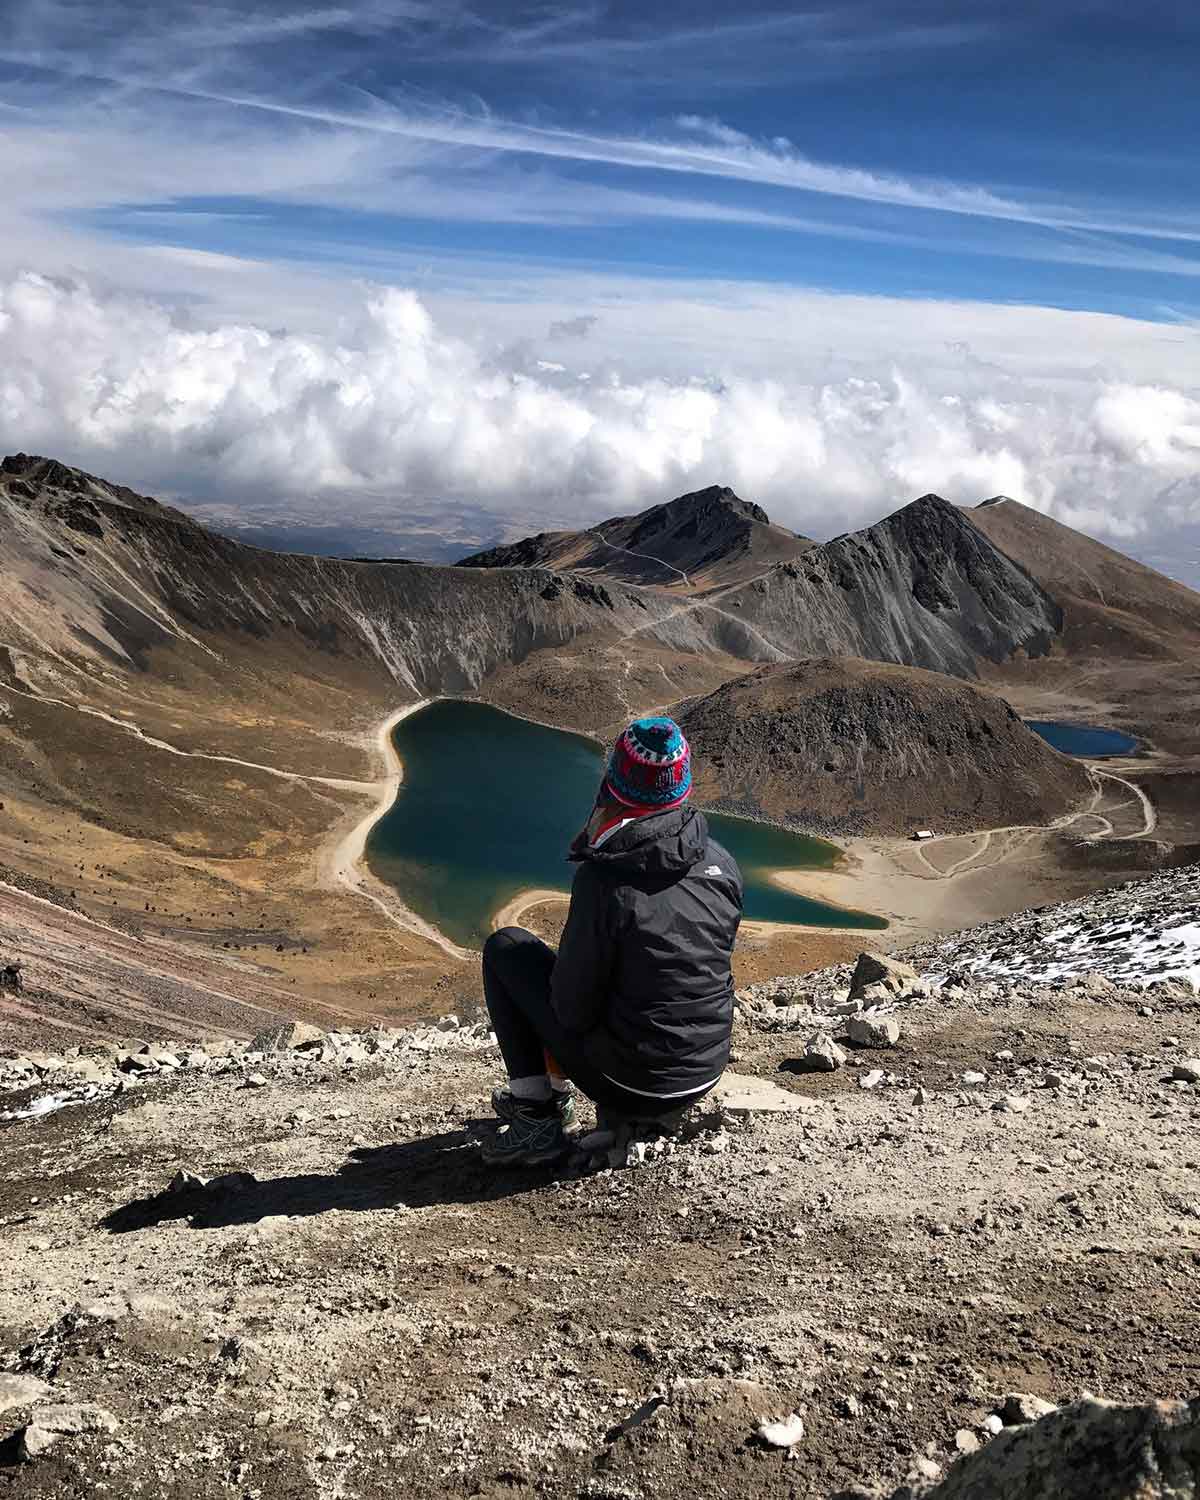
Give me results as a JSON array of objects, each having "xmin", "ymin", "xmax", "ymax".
[{"xmin": 0, "ymin": 270, "xmax": 1198, "ymax": 550}]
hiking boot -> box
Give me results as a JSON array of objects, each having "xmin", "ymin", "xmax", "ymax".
[
  {"xmin": 480, "ymin": 1104, "xmax": 569, "ymax": 1168},
  {"xmin": 491, "ymin": 1084, "xmax": 577, "ymax": 1132}
]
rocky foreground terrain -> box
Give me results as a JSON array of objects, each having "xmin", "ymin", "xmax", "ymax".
[{"xmin": 1, "ymin": 864, "xmax": 1198, "ymax": 1498}]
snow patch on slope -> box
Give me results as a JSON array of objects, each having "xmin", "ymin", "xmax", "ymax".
[{"xmin": 925, "ymin": 865, "xmax": 1200, "ymax": 992}]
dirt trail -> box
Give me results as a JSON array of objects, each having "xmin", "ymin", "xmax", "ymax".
[
  {"xmin": 1092, "ymin": 767, "xmax": 1158, "ymax": 837},
  {"xmin": 911, "ymin": 761, "xmax": 1157, "ymax": 884},
  {"xmin": 1, "ymin": 683, "xmax": 378, "ymax": 793},
  {"xmin": 592, "ymin": 535, "xmax": 692, "ymax": 586}
]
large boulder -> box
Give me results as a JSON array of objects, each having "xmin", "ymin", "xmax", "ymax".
[
  {"xmin": 885, "ymin": 1396, "xmax": 1200, "ymax": 1498},
  {"xmin": 847, "ymin": 1012, "xmax": 902, "ymax": 1049},
  {"xmin": 18, "ymin": 1402, "xmax": 119, "ymax": 1461},
  {"xmin": 850, "ymin": 951, "xmax": 919, "ymax": 1001},
  {"xmin": 248, "ymin": 1020, "xmax": 325, "ymax": 1054},
  {"xmin": 795, "ymin": 1033, "xmax": 846, "ymax": 1072}
]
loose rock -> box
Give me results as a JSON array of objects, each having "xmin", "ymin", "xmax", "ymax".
[
  {"xmin": 713, "ymin": 1073, "xmax": 817, "ymax": 1116},
  {"xmin": 249, "ymin": 1021, "xmax": 325, "ymax": 1053},
  {"xmin": 19, "ymin": 1403, "xmax": 119, "ymax": 1461},
  {"xmin": 998, "ymin": 1392, "xmax": 1058, "ymax": 1426},
  {"xmin": 798, "ymin": 1032, "xmax": 846, "ymax": 1072},
  {"xmin": 850, "ymin": 951, "xmax": 919, "ymax": 1000},
  {"xmin": 847, "ymin": 1011, "xmax": 902, "ymax": 1049},
  {"xmin": 877, "ymin": 1396, "xmax": 1192, "ymax": 1499},
  {"xmin": 0, "ymin": 1375, "xmax": 51, "ymax": 1415},
  {"xmin": 758, "ymin": 1413, "xmax": 805, "ymax": 1448}
]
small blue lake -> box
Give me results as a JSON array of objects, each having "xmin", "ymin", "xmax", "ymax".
[
  {"xmin": 1026, "ymin": 720, "xmax": 1138, "ymax": 758},
  {"xmin": 368, "ymin": 699, "xmax": 884, "ymax": 949}
]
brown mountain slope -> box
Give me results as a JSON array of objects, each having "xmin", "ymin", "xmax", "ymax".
[
  {"xmin": 677, "ymin": 658, "xmax": 1092, "ymax": 837},
  {"xmin": 458, "ymin": 484, "xmax": 814, "ymax": 591},
  {"xmin": 966, "ymin": 497, "xmax": 1200, "ymax": 757},
  {"xmin": 969, "ymin": 496, "xmax": 1200, "ymax": 658},
  {"xmin": 0, "ymin": 453, "xmax": 688, "ymax": 1036}
]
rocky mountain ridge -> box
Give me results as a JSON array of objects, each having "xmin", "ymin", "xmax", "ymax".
[
  {"xmin": 709, "ymin": 493, "xmax": 1062, "ymax": 677},
  {"xmin": 458, "ymin": 484, "xmax": 814, "ymax": 591},
  {"xmin": 0, "ymin": 459, "xmax": 1068, "ymax": 718},
  {"xmin": 0, "ymin": 453, "xmax": 666, "ymax": 699}
]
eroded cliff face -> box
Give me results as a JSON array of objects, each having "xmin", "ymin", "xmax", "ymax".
[{"xmin": 715, "ymin": 494, "xmax": 1061, "ymax": 678}]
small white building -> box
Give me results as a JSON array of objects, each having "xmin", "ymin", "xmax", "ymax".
[{"xmin": 913, "ymin": 829, "xmax": 935, "ymax": 841}]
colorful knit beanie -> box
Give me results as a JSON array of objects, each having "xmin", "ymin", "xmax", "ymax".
[{"xmin": 603, "ymin": 716, "xmax": 692, "ymax": 811}]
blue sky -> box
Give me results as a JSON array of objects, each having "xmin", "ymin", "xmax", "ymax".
[
  {"xmin": 0, "ymin": 1, "xmax": 1197, "ymax": 576},
  {"xmin": 4, "ymin": 0, "xmax": 1200, "ymax": 312}
]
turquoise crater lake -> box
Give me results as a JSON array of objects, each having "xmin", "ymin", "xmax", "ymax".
[{"xmin": 367, "ymin": 700, "xmax": 884, "ymax": 949}]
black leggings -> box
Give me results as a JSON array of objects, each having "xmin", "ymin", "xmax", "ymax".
[{"xmin": 482, "ymin": 927, "xmax": 704, "ymax": 1120}]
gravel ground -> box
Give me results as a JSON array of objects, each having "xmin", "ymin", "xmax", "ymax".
[{"xmin": 1, "ymin": 871, "xmax": 1199, "ymax": 1498}]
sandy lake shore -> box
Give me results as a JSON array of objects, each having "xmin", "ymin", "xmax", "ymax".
[
  {"xmin": 492, "ymin": 887, "xmax": 569, "ymax": 931},
  {"xmin": 774, "ymin": 824, "xmax": 1124, "ymax": 947},
  {"xmin": 318, "ymin": 699, "xmax": 474, "ymax": 962}
]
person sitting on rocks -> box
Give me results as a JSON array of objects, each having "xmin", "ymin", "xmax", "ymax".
[{"xmin": 480, "ymin": 716, "xmax": 743, "ymax": 1167}]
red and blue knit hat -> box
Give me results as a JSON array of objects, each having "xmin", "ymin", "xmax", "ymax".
[{"xmin": 603, "ymin": 716, "xmax": 692, "ymax": 811}]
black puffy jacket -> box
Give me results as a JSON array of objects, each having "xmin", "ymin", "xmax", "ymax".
[{"xmin": 549, "ymin": 804, "xmax": 743, "ymax": 1096}]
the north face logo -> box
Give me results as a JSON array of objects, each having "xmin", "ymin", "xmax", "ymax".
[{"xmin": 703, "ymin": 864, "xmax": 723, "ymax": 876}]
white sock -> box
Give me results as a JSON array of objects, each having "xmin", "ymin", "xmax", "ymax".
[{"xmin": 508, "ymin": 1074, "xmax": 553, "ymax": 1102}]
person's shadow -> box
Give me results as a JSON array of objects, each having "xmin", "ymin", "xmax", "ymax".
[{"xmin": 101, "ymin": 1123, "xmax": 561, "ymax": 1233}]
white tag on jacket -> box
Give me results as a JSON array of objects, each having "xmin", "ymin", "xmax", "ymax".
[{"xmin": 703, "ymin": 864, "xmax": 723, "ymax": 876}]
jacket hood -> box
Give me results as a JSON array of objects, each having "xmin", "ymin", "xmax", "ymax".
[{"xmin": 572, "ymin": 803, "xmax": 709, "ymax": 879}]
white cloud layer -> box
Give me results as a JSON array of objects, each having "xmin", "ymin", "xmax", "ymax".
[{"xmin": 1, "ymin": 270, "xmax": 1198, "ymax": 552}]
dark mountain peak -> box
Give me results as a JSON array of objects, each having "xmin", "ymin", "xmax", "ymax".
[
  {"xmin": 730, "ymin": 489, "xmax": 1062, "ymax": 677},
  {"xmin": 650, "ymin": 484, "xmax": 770, "ymax": 527},
  {"xmin": 3, "ymin": 452, "xmax": 96, "ymax": 494},
  {"xmin": 881, "ymin": 491, "xmax": 1004, "ymax": 553},
  {"xmin": 460, "ymin": 482, "xmax": 810, "ymax": 587},
  {"xmin": 895, "ymin": 492, "xmax": 958, "ymax": 521},
  {"xmin": 591, "ymin": 484, "xmax": 773, "ymax": 549},
  {"xmin": 2, "ymin": 452, "xmax": 172, "ymax": 519},
  {"xmin": 820, "ymin": 491, "xmax": 1006, "ymax": 573}
]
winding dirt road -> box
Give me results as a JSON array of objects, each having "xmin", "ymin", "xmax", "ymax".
[{"xmin": 911, "ymin": 761, "xmax": 1158, "ymax": 883}]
